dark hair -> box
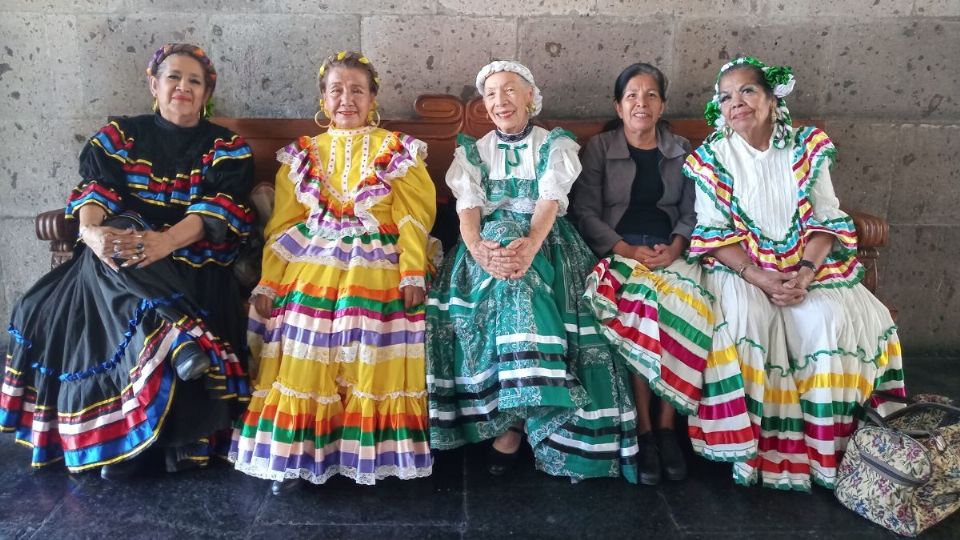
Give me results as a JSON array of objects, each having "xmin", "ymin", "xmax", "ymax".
[
  {"xmin": 613, "ymin": 62, "xmax": 668, "ymax": 102},
  {"xmin": 317, "ymin": 50, "xmax": 380, "ymax": 95},
  {"xmin": 604, "ymin": 63, "xmax": 668, "ymax": 132},
  {"xmin": 719, "ymin": 63, "xmax": 774, "ymax": 99}
]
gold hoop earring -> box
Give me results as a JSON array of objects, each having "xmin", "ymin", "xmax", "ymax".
[
  {"xmin": 314, "ymin": 110, "xmax": 331, "ymax": 129},
  {"xmin": 368, "ymin": 109, "xmax": 381, "ymax": 127}
]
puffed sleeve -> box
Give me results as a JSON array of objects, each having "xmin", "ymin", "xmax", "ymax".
[
  {"xmin": 801, "ymin": 132, "xmax": 858, "ymax": 256},
  {"xmin": 184, "ymin": 132, "xmax": 255, "ymax": 244},
  {"xmin": 252, "ymin": 162, "xmax": 305, "ymax": 299},
  {"xmin": 537, "ymin": 128, "xmax": 582, "ymax": 216},
  {"xmin": 683, "ymin": 144, "xmax": 748, "ymax": 261},
  {"xmin": 569, "ymin": 135, "xmax": 620, "ymax": 256},
  {"xmin": 446, "ymin": 134, "xmax": 486, "ymax": 214},
  {"xmin": 66, "ymin": 120, "xmax": 131, "ymax": 218},
  {"xmin": 392, "ymin": 157, "xmax": 438, "ymax": 290}
]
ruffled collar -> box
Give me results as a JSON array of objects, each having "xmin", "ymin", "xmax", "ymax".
[
  {"xmin": 495, "ymin": 122, "xmax": 534, "ymax": 143},
  {"xmin": 327, "ymin": 124, "xmax": 377, "ymax": 138}
]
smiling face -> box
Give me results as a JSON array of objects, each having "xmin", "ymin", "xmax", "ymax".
[
  {"xmin": 482, "ymin": 71, "xmax": 534, "ymax": 134},
  {"xmin": 717, "ymin": 67, "xmax": 777, "ymax": 142},
  {"xmin": 322, "ymin": 66, "xmax": 375, "ymax": 129},
  {"xmin": 150, "ymin": 54, "xmax": 209, "ymax": 127},
  {"xmin": 615, "ymin": 73, "xmax": 665, "ymax": 140}
]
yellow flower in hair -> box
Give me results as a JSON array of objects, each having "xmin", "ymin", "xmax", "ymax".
[
  {"xmin": 318, "ymin": 65, "xmax": 326, "ymax": 75},
  {"xmin": 358, "ymin": 56, "xmax": 370, "ymax": 64},
  {"xmin": 336, "ymin": 51, "xmax": 347, "ymax": 60}
]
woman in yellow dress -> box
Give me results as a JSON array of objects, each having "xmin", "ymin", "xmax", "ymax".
[{"xmin": 230, "ymin": 51, "xmax": 437, "ymax": 495}]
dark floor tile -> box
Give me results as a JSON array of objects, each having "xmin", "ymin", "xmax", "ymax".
[
  {"xmin": 28, "ymin": 459, "xmax": 267, "ymax": 538},
  {"xmin": 902, "ymin": 357, "xmax": 960, "ymax": 396},
  {"xmin": 246, "ymin": 523, "xmax": 462, "ymax": 540},
  {"xmin": 463, "ymin": 440, "xmax": 678, "ymax": 539},
  {"xmin": 0, "ymin": 439, "xmax": 85, "ymax": 536},
  {"xmin": 252, "ymin": 464, "xmax": 464, "ymax": 527}
]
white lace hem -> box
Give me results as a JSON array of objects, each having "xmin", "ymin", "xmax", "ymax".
[
  {"xmin": 230, "ymin": 456, "xmax": 432, "ymax": 486},
  {"xmin": 253, "ymin": 379, "xmax": 426, "ymax": 403},
  {"xmin": 397, "ymin": 215, "xmax": 429, "ymax": 235},
  {"xmin": 251, "ymin": 285, "xmax": 277, "ymax": 300}
]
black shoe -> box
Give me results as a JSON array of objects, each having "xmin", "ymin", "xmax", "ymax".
[
  {"xmin": 100, "ymin": 457, "xmax": 141, "ymax": 481},
  {"xmin": 173, "ymin": 341, "xmax": 211, "ymax": 381},
  {"xmin": 487, "ymin": 426, "xmax": 522, "ymax": 476},
  {"xmin": 271, "ymin": 478, "xmax": 305, "ymax": 496},
  {"xmin": 637, "ymin": 431, "xmax": 661, "ymax": 486},
  {"xmin": 655, "ymin": 428, "xmax": 688, "ymax": 481}
]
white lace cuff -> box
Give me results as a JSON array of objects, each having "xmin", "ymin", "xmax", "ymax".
[
  {"xmin": 537, "ymin": 188, "xmax": 569, "ymax": 216},
  {"xmin": 399, "ymin": 276, "xmax": 426, "ymax": 289},
  {"xmin": 252, "ymin": 285, "xmax": 278, "ymax": 300}
]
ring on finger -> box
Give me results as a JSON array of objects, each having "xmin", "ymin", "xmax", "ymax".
[{"xmin": 136, "ymin": 242, "xmax": 144, "ymax": 251}]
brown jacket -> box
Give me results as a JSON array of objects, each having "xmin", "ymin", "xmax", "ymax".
[{"xmin": 569, "ymin": 122, "xmax": 695, "ymax": 256}]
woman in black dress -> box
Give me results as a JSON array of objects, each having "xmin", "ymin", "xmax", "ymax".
[{"xmin": 0, "ymin": 43, "xmax": 255, "ymax": 479}]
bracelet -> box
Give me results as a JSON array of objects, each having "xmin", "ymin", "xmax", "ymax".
[
  {"xmin": 798, "ymin": 259, "xmax": 817, "ymax": 272},
  {"xmin": 736, "ymin": 262, "xmax": 755, "ymax": 279}
]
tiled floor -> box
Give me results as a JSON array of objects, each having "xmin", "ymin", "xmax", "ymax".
[{"xmin": 1, "ymin": 356, "xmax": 958, "ymax": 539}]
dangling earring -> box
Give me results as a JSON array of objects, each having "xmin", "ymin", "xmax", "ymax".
[
  {"xmin": 367, "ymin": 107, "xmax": 381, "ymax": 128},
  {"xmin": 151, "ymin": 99, "xmax": 158, "ymax": 112},
  {"xmin": 314, "ymin": 103, "xmax": 331, "ymax": 129}
]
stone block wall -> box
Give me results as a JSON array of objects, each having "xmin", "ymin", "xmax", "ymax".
[{"xmin": 0, "ymin": 0, "xmax": 957, "ymax": 352}]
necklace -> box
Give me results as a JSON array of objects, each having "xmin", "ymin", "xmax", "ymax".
[{"xmin": 495, "ymin": 122, "xmax": 533, "ymax": 143}]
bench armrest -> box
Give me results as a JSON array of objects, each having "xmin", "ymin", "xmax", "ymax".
[
  {"xmin": 35, "ymin": 209, "xmax": 77, "ymax": 269},
  {"xmin": 844, "ymin": 208, "xmax": 888, "ymax": 294}
]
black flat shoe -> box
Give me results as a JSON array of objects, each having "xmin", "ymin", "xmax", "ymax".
[
  {"xmin": 173, "ymin": 341, "xmax": 211, "ymax": 381},
  {"xmin": 637, "ymin": 431, "xmax": 661, "ymax": 486},
  {"xmin": 100, "ymin": 458, "xmax": 141, "ymax": 481},
  {"xmin": 487, "ymin": 426, "xmax": 523, "ymax": 476},
  {"xmin": 655, "ymin": 428, "xmax": 687, "ymax": 482},
  {"xmin": 271, "ymin": 478, "xmax": 305, "ymax": 496}
]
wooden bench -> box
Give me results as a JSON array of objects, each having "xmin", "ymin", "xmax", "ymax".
[{"xmin": 34, "ymin": 93, "xmax": 889, "ymax": 294}]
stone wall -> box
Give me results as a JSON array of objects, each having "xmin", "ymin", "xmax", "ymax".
[{"xmin": 1, "ymin": 0, "xmax": 957, "ymax": 352}]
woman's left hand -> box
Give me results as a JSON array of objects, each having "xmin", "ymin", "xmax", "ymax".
[
  {"xmin": 782, "ymin": 267, "xmax": 816, "ymax": 294},
  {"xmin": 643, "ymin": 242, "xmax": 683, "ymax": 269},
  {"xmin": 502, "ymin": 237, "xmax": 541, "ymax": 280},
  {"xmin": 402, "ymin": 285, "xmax": 426, "ymax": 309},
  {"xmin": 116, "ymin": 230, "xmax": 178, "ymax": 269}
]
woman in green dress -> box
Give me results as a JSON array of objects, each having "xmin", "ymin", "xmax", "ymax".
[{"xmin": 426, "ymin": 61, "xmax": 638, "ymax": 483}]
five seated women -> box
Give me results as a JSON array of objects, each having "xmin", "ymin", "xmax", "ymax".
[{"xmin": 0, "ymin": 42, "xmax": 906, "ymax": 496}]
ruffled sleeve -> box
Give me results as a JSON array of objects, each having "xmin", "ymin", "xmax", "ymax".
[
  {"xmin": 183, "ymin": 133, "xmax": 255, "ymax": 244},
  {"xmin": 683, "ymin": 144, "xmax": 747, "ymax": 260},
  {"xmin": 795, "ymin": 128, "xmax": 858, "ymax": 257},
  {"xmin": 446, "ymin": 133, "xmax": 487, "ymax": 214},
  {"xmin": 390, "ymin": 141, "xmax": 437, "ymax": 289},
  {"xmin": 253, "ymin": 153, "xmax": 306, "ymax": 299},
  {"xmin": 66, "ymin": 120, "xmax": 131, "ymax": 219},
  {"xmin": 537, "ymin": 128, "xmax": 582, "ymax": 216}
]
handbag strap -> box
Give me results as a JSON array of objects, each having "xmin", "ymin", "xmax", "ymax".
[{"xmin": 865, "ymin": 393, "xmax": 960, "ymax": 438}]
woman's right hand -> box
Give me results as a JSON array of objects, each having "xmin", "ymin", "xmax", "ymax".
[
  {"xmin": 467, "ymin": 239, "xmax": 516, "ymax": 280},
  {"xmin": 81, "ymin": 225, "xmax": 135, "ymax": 272},
  {"xmin": 742, "ymin": 267, "xmax": 807, "ymax": 307},
  {"xmin": 252, "ymin": 294, "xmax": 274, "ymax": 319}
]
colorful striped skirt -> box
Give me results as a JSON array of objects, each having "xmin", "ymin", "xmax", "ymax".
[
  {"xmin": 427, "ymin": 215, "xmax": 639, "ymax": 482},
  {"xmin": 230, "ymin": 228, "xmax": 432, "ymax": 485},
  {"xmin": 583, "ymin": 254, "xmax": 757, "ymax": 462},
  {"xmin": 702, "ymin": 269, "xmax": 905, "ymax": 491}
]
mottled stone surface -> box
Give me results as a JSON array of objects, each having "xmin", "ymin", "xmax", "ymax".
[
  {"xmin": 206, "ymin": 14, "xmax": 360, "ymax": 118},
  {"xmin": 0, "ymin": 218, "xmax": 50, "ymax": 318},
  {"xmin": 883, "ymin": 225, "xmax": 960, "ymax": 352},
  {"xmin": 596, "ymin": 0, "xmax": 753, "ymax": 17},
  {"xmin": 673, "ymin": 19, "xmax": 829, "ymax": 118},
  {"xmin": 440, "ymin": 0, "xmax": 590, "ymax": 16},
  {"xmin": 361, "ymin": 16, "xmax": 516, "ymax": 117},
  {"xmin": 912, "ymin": 0, "xmax": 960, "ymax": 16},
  {"xmin": 74, "ymin": 15, "xmax": 207, "ymax": 118},
  {"xmin": 821, "ymin": 121, "xmax": 897, "ymax": 218},
  {"xmin": 823, "ymin": 20, "xmax": 960, "ymax": 119},
  {"xmin": 885, "ymin": 125, "xmax": 960, "ymax": 225},
  {"xmin": 518, "ymin": 18, "xmax": 675, "ymax": 117},
  {"xmin": 755, "ymin": 0, "xmax": 913, "ymax": 18}
]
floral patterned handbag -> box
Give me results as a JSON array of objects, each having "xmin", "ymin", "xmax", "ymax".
[{"xmin": 835, "ymin": 393, "xmax": 960, "ymax": 536}]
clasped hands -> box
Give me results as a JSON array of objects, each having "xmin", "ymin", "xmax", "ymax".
[
  {"xmin": 468, "ymin": 237, "xmax": 539, "ymax": 280},
  {"xmin": 82, "ymin": 225, "xmax": 176, "ymax": 272},
  {"xmin": 629, "ymin": 242, "xmax": 683, "ymax": 270},
  {"xmin": 744, "ymin": 266, "xmax": 816, "ymax": 307}
]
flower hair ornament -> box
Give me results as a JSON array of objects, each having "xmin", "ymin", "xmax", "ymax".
[
  {"xmin": 317, "ymin": 50, "xmax": 382, "ymax": 91},
  {"xmin": 475, "ymin": 60, "xmax": 543, "ymax": 116},
  {"xmin": 703, "ymin": 56, "xmax": 795, "ymax": 149}
]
